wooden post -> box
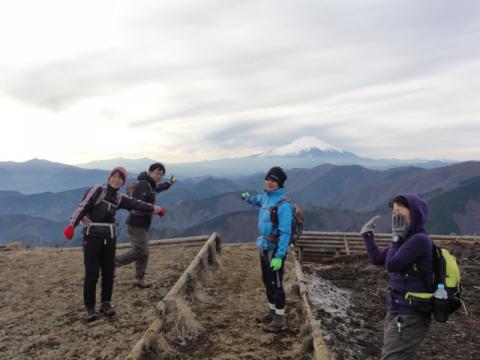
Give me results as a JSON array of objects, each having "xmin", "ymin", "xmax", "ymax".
[
  {"xmin": 343, "ymin": 234, "xmax": 350, "ymax": 255},
  {"xmin": 126, "ymin": 233, "xmax": 221, "ymax": 360}
]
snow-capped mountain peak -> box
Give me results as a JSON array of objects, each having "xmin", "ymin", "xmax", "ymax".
[{"xmin": 261, "ymin": 136, "xmax": 343, "ymax": 157}]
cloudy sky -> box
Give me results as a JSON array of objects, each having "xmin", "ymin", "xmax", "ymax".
[{"xmin": 1, "ymin": 0, "xmax": 479, "ymax": 164}]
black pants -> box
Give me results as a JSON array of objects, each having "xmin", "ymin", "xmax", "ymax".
[
  {"xmin": 83, "ymin": 235, "xmax": 116, "ymax": 309},
  {"xmin": 260, "ymin": 250, "xmax": 286, "ymax": 310}
]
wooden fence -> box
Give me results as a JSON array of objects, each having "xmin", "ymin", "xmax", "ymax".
[
  {"xmin": 127, "ymin": 233, "xmax": 222, "ymax": 360},
  {"xmin": 296, "ymin": 231, "xmax": 480, "ymax": 263}
]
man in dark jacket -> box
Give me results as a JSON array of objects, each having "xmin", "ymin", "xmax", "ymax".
[
  {"xmin": 115, "ymin": 162, "xmax": 175, "ymax": 288},
  {"xmin": 64, "ymin": 167, "xmax": 164, "ymax": 321},
  {"xmin": 360, "ymin": 194, "xmax": 434, "ymax": 360}
]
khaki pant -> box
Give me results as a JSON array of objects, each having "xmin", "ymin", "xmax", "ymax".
[
  {"xmin": 115, "ymin": 225, "xmax": 149, "ymax": 279},
  {"xmin": 381, "ymin": 312, "xmax": 431, "ymax": 360}
]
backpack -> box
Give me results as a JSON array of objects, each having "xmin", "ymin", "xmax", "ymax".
[
  {"xmin": 126, "ymin": 180, "xmax": 153, "ymax": 198},
  {"xmin": 408, "ymin": 243, "xmax": 463, "ymax": 322},
  {"xmin": 431, "ymin": 244, "xmax": 462, "ymax": 322},
  {"xmin": 270, "ymin": 199, "xmax": 304, "ymax": 245}
]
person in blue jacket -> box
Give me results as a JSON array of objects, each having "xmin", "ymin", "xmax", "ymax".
[
  {"xmin": 241, "ymin": 166, "xmax": 293, "ymax": 333},
  {"xmin": 360, "ymin": 194, "xmax": 434, "ymax": 360}
]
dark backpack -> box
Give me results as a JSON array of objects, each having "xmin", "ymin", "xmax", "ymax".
[
  {"xmin": 126, "ymin": 180, "xmax": 153, "ymax": 199},
  {"xmin": 270, "ymin": 199, "xmax": 304, "ymax": 245}
]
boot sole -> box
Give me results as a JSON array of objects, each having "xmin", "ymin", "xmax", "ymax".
[
  {"xmin": 100, "ymin": 309, "xmax": 116, "ymax": 317},
  {"xmin": 263, "ymin": 326, "xmax": 287, "ymax": 333},
  {"xmin": 255, "ymin": 317, "xmax": 273, "ymax": 324}
]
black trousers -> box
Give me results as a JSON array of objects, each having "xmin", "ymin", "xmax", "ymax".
[
  {"xmin": 260, "ymin": 250, "xmax": 286, "ymax": 310},
  {"xmin": 83, "ymin": 234, "xmax": 116, "ymax": 309}
]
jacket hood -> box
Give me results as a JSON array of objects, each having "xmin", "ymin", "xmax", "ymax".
[
  {"xmin": 137, "ymin": 171, "xmax": 156, "ymax": 187},
  {"xmin": 396, "ymin": 193, "xmax": 429, "ymax": 235}
]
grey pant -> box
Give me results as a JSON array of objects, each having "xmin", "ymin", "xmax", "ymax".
[
  {"xmin": 115, "ymin": 225, "xmax": 149, "ymax": 279},
  {"xmin": 381, "ymin": 312, "xmax": 431, "ymax": 360}
]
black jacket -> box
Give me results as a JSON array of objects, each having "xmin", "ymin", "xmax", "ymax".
[
  {"xmin": 69, "ymin": 184, "xmax": 155, "ymax": 237},
  {"xmin": 126, "ymin": 172, "xmax": 171, "ymax": 229}
]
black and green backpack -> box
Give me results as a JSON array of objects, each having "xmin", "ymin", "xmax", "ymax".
[{"xmin": 405, "ymin": 243, "xmax": 462, "ymax": 322}]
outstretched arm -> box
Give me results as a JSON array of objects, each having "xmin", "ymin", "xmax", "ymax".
[
  {"xmin": 119, "ymin": 194, "xmax": 155, "ymax": 213},
  {"xmin": 243, "ymin": 193, "xmax": 265, "ymax": 208}
]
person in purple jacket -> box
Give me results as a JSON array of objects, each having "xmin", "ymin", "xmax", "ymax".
[{"xmin": 360, "ymin": 194, "xmax": 434, "ymax": 360}]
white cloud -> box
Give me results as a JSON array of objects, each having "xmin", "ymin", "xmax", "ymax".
[{"xmin": 0, "ymin": 0, "xmax": 479, "ymax": 163}]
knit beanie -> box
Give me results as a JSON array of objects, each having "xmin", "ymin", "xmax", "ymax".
[
  {"xmin": 265, "ymin": 166, "xmax": 287, "ymax": 188},
  {"xmin": 109, "ymin": 166, "xmax": 128, "ymax": 183}
]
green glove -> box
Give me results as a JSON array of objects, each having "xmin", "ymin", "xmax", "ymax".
[
  {"xmin": 240, "ymin": 192, "xmax": 250, "ymax": 200},
  {"xmin": 270, "ymin": 258, "xmax": 282, "ymax": 271}
]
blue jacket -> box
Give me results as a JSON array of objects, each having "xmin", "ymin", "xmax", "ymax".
[
  {"xmin": 362, "ymin": 194, "xmax": 434, "ymax": 315},
  {"xmin": 244, "ymin": 188, "xmax": 293, "ymax": 259}
]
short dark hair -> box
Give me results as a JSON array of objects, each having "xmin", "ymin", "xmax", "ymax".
[
  {"xmin": 149, "ymin": 162, "xmax": 165, "ymax": 174},
  {"xmin": 389, "ymin": 195, "xmax": 410, "ymax": 209}
]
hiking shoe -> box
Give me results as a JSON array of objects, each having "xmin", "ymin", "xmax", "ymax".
[
  {"xmin": 255, "ymin": 309, "xmax": 275, "ymax": 324},
  {"xmin": 86, "ymin": 307, "xmax": 98, "ymax": 322},
  {"xmin": 133, "ymin": 278, "xmax": 151, "ymax": 288},
  {"xmin": 263, "ymin": 314, "xmax": 287, "ymax": 333},
  {"xmin": 100, "ymin": 302, "xmax": 116, "ymax": 317}
]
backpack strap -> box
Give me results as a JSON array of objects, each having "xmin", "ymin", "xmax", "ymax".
[
  {"xmin": 93, "ymin": 185, "xmax": 122, "ymax": 208},
  {"xmin": 93, "ymin": 185, "xmax": 107, "ymax": 206},
  {"xmin": 270, "ymin": 198, "xmax": 289, "ymax": 226}
]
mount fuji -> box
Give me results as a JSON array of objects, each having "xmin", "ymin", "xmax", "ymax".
[{"xmin": 77, "ymin": 136, "xmax": 451, "ymax": 178}]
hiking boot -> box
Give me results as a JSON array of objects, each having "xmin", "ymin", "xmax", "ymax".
[
  {"xmin": 133, "ymin": 278, "xmax": 151, "ymax": 288},
  {"xmin": 263, "ymin": 314, "xmax": 287, "ymax": 333},
  {"xmin": 100, "ymin": 302, "xmax": 116, "ymax": 317},
  {"xmin": 255, "ymin": 309, "xmax": 275, "ymax": 324},
  {"xmin": 86, "ymin": 307, "xmax": 98, "ymax": 322}
]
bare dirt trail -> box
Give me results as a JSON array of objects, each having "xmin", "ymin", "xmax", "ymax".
[
  {"xmin": 152, "ymin": 245, "xmax": 306, "ymax": 360},
  {"xmin": 0, "ymin": 244, "xmax": 201, "ymax": 360}
]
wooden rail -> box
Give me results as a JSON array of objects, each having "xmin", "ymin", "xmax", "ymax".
[
  {"xmin": 296, "ymin": 231, "xmax": 480, "ymax": 263},
  {"xmin": 293, "ymin": 257, "xmax": 334, "ymax": 360},
  {"xmin": 126, "ymin": 233, "xmax": 221, "ymax": 360}
]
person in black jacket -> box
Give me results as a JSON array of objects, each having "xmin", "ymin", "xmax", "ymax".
[
  {"xmin": 115, "ymin": 162, "xmax": 175, "ymax": 288},
  {"xmin": 63, "ymin": 166, "xmax": 164, "ymax": 322}
]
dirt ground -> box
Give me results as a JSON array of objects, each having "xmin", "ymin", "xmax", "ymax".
[
  {"xmin": 147, "ymin": 245, "xmax": 306, "ymax": 360},
  {"xmin": 1, "ymin": 243, "xmax": 310, "ymax": 360},
  {"xmin": 0, "ymin": 244, "xmax": 202, "ymax": 360},
  {"xmin": 305, "ymin": 241, "xmax": 480, "ymax": 360}
]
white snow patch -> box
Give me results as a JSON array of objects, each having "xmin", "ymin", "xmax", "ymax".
[{"xmin": 261, "ymin": 136, "xmax": 343, "ymax": 157}]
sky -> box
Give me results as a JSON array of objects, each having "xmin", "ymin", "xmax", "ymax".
[{"xmin": 0, "ymin": 0, "xmax": 479, "ymax": 164}]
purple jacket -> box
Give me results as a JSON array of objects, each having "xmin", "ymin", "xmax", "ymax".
[{"xmin": 362, "ymin": 194, "xmax": 434, "ymax": 315}]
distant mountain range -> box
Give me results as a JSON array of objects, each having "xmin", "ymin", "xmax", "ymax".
[
  {"xmin": 0, "ymin": 159, "xmax": 111, "ymax": 194},
  {"xmin": 1, "ymin": 160, "xmax": 479, "ymax": 246},
  {"xmin": 75, "ymin": 136, "xmax": 455, "ymax": 177},
  {"xmin": 1, "ymin": 137, "xmax": 456, "ymax": 194}
]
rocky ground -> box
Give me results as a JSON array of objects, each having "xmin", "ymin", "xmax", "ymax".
[{"xmin": 306, "ymin": 241, "xmax": 480, "ymax": 360}]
